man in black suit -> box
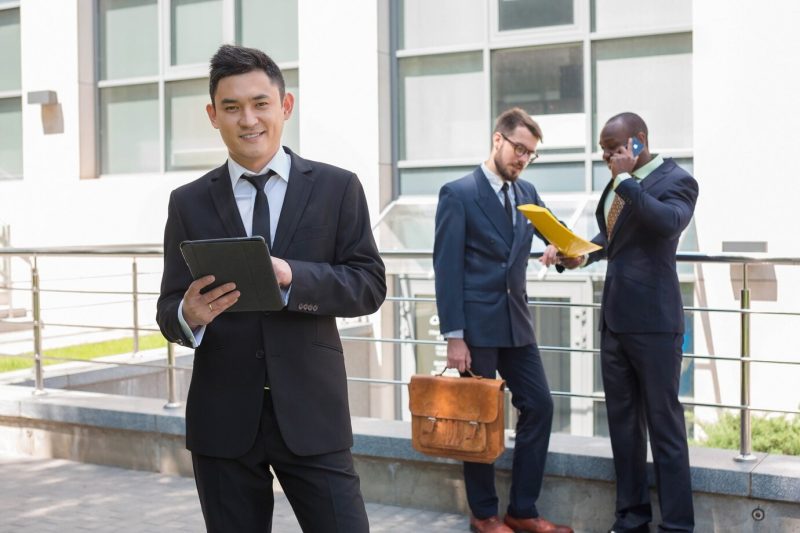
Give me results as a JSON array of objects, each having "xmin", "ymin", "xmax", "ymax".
[
  {"xmin": 561, "ymin": 112, "xmax": 697, "ymax": 532},
  {"xmin": 433, "ymin": 108, "xmax": 572, "ymax": 533},
  {"xmin": 156, "ymin": 44, "xmax": 385, "ymax": 532}
]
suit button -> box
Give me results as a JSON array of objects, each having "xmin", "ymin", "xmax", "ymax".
[
  {"xmin": 501, "ymin": 262, "xmax": 507, "ymax": 268},
  {"xmin": 255, "ymin": 349, "xmax": 265, "ymax": 359},
  {"xmin": 312, "ymin": 305, "xmax": 319, "ymax": 312},
  {"xmin": 507, "ymin": 289, "xmax": 511, "ymax": 294}
]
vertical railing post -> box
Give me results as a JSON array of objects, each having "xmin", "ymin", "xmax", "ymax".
[
  {"xmin": 164, "ymin": 342, "xmax": 181, "ymax": 409},
  {"xmin": 735, "ymin": 262, "xmax": 756, "ymax": 462},
  {"xmin": 31, "ymin": 256, "xmax": 45, "ymax": 395},
  {"xmin": 131, "ymin": 257, "xmax": 139, "ymax": 354}
]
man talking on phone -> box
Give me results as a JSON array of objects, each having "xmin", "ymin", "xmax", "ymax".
[{"xmin": 560, "ymin": 112, "xmax": 697, "ymax": 533}]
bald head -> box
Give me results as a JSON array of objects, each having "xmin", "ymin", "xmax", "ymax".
[{"xmin": 605, "ymin": 112, "xmax": 648, "ymax": 139}]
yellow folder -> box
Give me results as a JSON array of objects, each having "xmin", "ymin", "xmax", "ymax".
[{"xmin": 517, "ymin": 204, "xmax": 602, "ymax": 258}]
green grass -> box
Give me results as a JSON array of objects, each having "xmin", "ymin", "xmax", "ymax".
[{"xmin": 0, "ymin": 333, "xmax": 168, "ymax": 373}]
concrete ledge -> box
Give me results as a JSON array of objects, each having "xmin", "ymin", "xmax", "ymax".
[{"xmin": 1, "ymin": 385, "xmax": 799, "ymax": 531}]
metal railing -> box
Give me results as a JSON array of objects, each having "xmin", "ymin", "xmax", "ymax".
[{"xmin": 0, "ymin": 246, "xmax": 798, "ymax": 461}]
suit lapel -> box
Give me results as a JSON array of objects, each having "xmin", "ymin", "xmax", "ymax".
[
  {"xmin": 473, "ymin": 170, "xmax": 514, "ymax": 247},
  {"xmin": 508, "ymin": 181, "xmax": 531, "ymax": 261},
  {"xmin": 208, "ymin": 163, "xmax": 247, "ymax": 238},
  {"xmin": 271, "ymin": 149, "xmax": 314, "ymax": 256}
]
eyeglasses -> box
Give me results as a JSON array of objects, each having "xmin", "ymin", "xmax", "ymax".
[{"xmin": 500, "ymin": 133, "xmax": 539, "ymax": 163}]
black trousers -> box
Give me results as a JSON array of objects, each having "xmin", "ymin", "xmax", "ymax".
[
  {"xmin": 464, "ymin": 343, "xmax": 554, "ymax": 519},
  {"xmin": 601, "ymin": 330, "xmax": 694, "ymax": 533},
  {"xmin": 191, "ymin": 392, "xmax": 369, "ymax": 533}
]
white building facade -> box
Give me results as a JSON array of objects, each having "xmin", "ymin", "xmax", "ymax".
[{"xmin": 1, "ymin": 0, "xmax": 798, "ymax": 435}]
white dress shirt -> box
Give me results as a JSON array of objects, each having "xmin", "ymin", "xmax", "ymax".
[{"xmin": 178, "ymin": 148, "xmax": 293, "ymax": 347}]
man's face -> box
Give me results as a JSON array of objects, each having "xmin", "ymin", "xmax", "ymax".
[
  {"xmin": 206, "ymin": 70, "xmax": 294, "ymax": 172},
  {"xmin": 491, "ymin": 125, "xmax": 539, "ymax": 182},
  {"xmin": 599, "ymin": 120, "xmax": 635, "ymax": 168}
]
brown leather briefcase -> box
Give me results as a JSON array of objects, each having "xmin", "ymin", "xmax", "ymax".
[{"xmin": 408, "ymin": 372, "xmax": 506, "ymax": 464}]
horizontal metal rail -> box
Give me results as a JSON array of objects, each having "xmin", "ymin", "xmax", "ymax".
[{"xmin": 0, "ymin": 245, "xmax": 798, "ymax": 460}]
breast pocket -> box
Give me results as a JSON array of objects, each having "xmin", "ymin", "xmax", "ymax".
[{"xmin": 292, "ymin": 225, "xmax": 330, "ymax": 243}]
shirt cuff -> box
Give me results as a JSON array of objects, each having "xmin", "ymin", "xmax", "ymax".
[
  {"xmin": 579, "ymin": 255, "xmax": 589, "ymax": 268},
  {"xmin": 281, "ymin": 285, "xmax": 291, "ymax": 307},
  {"xmin": 613, "ymin": 173, "xmax": 632, "ymax": 190},
  {"xmin": 178, "ymin": 299, "xmax": 204, "ymax": 348},
  {"xmin": 443, "ymin": 330, "xmax": 464, "ymax": 339}
]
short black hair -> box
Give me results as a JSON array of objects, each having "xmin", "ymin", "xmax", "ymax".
[
  {"xmin": 208, "ymin": 44, "xmax": 285, "ymax": 104},
  {"xmin": 605, "ymin": 112, "xmax": 648, "ymax": 138},
  {"xmin": 494, "ymin": 107, "xmax": 544, "ymax": 142}
]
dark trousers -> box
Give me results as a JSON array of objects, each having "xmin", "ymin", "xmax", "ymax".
[
  {"xmin": 191, "ymin": 392, "xmax": 369, "ymax": 533},
  {"xmin": 601, "ymin": 330, "xmax": 694, "ymax": 533},
  {"xmin": 464, "ymin": 343, "xmax": 554, "ymax": 519}
]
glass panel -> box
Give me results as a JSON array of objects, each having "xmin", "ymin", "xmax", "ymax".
[
  {"xmin": 492, "ymin": 44, "xmax": 583, "ymax": 117},
  {"xmin": 593, "ymin": 33, "xmax": 693, "ymax": 150},
  {"xmin": 399, "ymin": 52, "xmax": 486, "ymax": 161},
  {"xmin": 399, "ymin": 166, "xmax": 473, "ymax": 196},
  {"xmin": 0, "ymin": 97, "xmax": 22, "ymax": 178},
  {"xmin": 166, "ymin": 78, "xmax": 227, "ymax": 170},
  {"xmin": 171, "ymin": 0, "xmax": 223, "ymax": 66},
  {"xmin": 0, "ymin": 8, "xmax": 20, "ymax": 91},
  {"xmin": 593, "ymin": 0, "xmax": 691, "ymax": 33},
  {"xmin": 530, "ymin": 297, "xmax": 571, "ymax": 433},
  {"xmin": 520, "ymin": 161, "xmax": 583, "ymax": 192},
  {"xmin": 237, "ymin": 0, "xmax": 297, "ymax": 63},
  {"xmin": 499, "ymin": 0, "xmax": 573, "ymax": 31},
  {"xmin": 100, "ymin": 84, "xmax": 159, "ymax": 174},
  {"xmin": 281, "ymin": 69, "xmax": 299, "ymax": 152},
  {"xmin": 376, "ymin": 202, "xmax": 437, "ymax": 251},
  {"xmin": 399, "ymin": 0, "xmax": 483, "ymax": 50},
  {"xmin": 592, "ymin": 160, "xmax": 609, "ymax": 190},
  {"xmin": 99, "ymin": 0, "xmax": 158, "ymax": 80}
]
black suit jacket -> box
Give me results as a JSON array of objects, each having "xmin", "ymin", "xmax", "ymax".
[
  {"xmin": 587, "ymin": 158, "xmax": 698, "ymax": 333},
  {"xmin": 156, "ymin": 148, "xmax": 386, "ymax": 458}
]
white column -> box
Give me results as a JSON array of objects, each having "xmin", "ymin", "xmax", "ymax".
[{"xmin": 296, "ymin": 0, "xmax": 391, "ymax": 219}]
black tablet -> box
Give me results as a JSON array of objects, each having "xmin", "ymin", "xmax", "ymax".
[{"xmin": 179, "ymin": 236, "xmax": 284, "ymax": 312}]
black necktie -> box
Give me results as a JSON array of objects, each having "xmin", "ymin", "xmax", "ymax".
[
  {"xmin": 242, "ymin": 170, "xmax": 275, "ymax": 248},
  {"xmin": 501, "ymin": 182, "xmax": 513, "ymax": 223}
]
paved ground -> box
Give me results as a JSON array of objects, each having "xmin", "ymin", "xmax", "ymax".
[{"xmin": 0, "ymin": 453, "xmax": 469, "ymax": 532}]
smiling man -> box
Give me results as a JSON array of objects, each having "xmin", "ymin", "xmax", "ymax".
[
  {"xmin": 433, "ymin": 107, "xmax": 572, "ymax": 533},
  {"xmin": 156, "ymin": 44, "xmax": 385, "ymax": 532}
]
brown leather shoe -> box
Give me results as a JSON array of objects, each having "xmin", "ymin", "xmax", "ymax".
[
  {"xmin": 503, "ymin": 514, "xmax": 574, "ymax": 533},
  {"xmin": 469, "ymin": 514, "xmax": 514, "ymax": 533}
]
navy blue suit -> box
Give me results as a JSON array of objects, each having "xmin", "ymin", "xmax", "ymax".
[
  {"xmin": 587, "ymin": 158, "xmax": 697, "ymax": 532},
  {"xmin": 433, "ymin": 167, "xmax": 554, "ymax": 519}
]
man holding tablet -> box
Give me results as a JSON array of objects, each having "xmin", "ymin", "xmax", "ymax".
[{"xmin": 156, "ymin": 44, "xmax": 385, "ymax": 532}]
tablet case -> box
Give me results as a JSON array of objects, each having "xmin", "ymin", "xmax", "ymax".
[{"xmin": 179, "ymin": 236, "xmax": 284, "ymax": 312}]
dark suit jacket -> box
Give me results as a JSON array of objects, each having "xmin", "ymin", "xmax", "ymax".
[
  {"xmin": 587, "ymin": 158, "xmax": 698, "ymax": 333},
  {"xmin": 433, "ymin": 167, "xmax": 551, "ymax": 348},
  {"xmin": 156, "ymin": 148, "xmax": 386, "ymax": 459}
]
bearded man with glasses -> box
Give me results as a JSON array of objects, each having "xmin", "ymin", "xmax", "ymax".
[{"xmin": 433, "ymin": 107, "xmax": 573, "ymax": 533}]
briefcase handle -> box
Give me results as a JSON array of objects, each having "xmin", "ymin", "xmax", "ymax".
[{"xmin": 437, "ymin": 368, "xmax": 482, "ymax": 379}]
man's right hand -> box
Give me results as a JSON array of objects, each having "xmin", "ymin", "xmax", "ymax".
[
  {"xmin": 182, "ymin": 275, "xmax": 240, "ymax": 329},
  {"xmin": 446, "ymin": 338, "xmax": 472, "ymax": 374},
  {"xmin": 559, "ymin": 254, "xmax": 586, "ymax": 270}
]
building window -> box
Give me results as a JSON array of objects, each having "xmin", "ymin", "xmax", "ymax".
[
  {"xmin": 398, "ymin": 52, "xmax": 486, "ymax": 161},
  {"xmin": 0, "ymin": 6, "xmax": 21, "ymax": 179},
  {"xmin": 96, "ymin": 0, "xmax": 299, "ymax": 176},
  {"xmin": 393, "ymin": 1, "xmax": 693, "ymax": 197},
  {"xmin": 498, "ymin": 0, "xmax": 574, "ymax": 32}
]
